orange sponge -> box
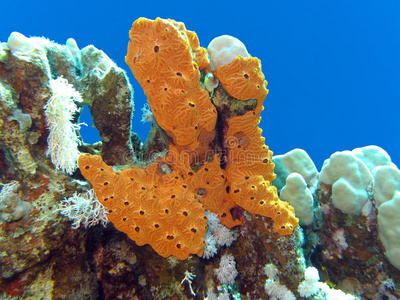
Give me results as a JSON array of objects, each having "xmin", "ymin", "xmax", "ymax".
[
  {"xmin": 78, "ymin": 153, "xmax": 207, "ymax": 259},
  {"xmin": 126, "ymin": 17, "xmax": 217, "ymax": 150},
  {"xmin": 78, "ymin": 17, "xmax": 299, "ymax": 260},
  {"xmin": 213, "ymin": 56, "xmax": 268, "ymax": 114},
  {"xmin": 224, "ymin": 111, "xmax": 298, "ymax": 235}
]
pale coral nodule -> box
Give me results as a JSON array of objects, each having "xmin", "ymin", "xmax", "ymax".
[{"xmin": 78, "ymin": 17, "xmax": 298, "ymax": 259}]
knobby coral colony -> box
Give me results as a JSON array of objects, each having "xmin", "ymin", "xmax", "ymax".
[{"xmin": 78, "ymin": 17, "xmax": 299, "ymax": 260}]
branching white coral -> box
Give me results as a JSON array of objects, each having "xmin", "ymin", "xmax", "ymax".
[
  {"xmin": 264, "ymin": 263, "xmax": 296, "ymax": 300},
  {"xmin": 265, "ymin": 280, "xmax": 296, "ymax": 300},
  {"xmin": 203, "ymin": 212, "xmax": 239, "ymax": 259},
  {"xmin": 181, "ymin": 270, "xmax": 196, "ymax": 296},
  {"xmin": 57, "ymin": 189, "xmax": 108, "ymax": 229},
  {"xmin": 44, "ymin": 76, "xmax": 84, "ymax": 174},
  {"xmin": 264, "ymin": 263, "xmax": 280, "ymax": 279},
  {"xmin": 213, "ymin": 224, "xmax": 238, "ymax": 247},
  {"xmin": 203, "ymin": 231, "xmax": 218, "ymax": 259},
  {"xmin": 297, "ymin": 266, "xmax": 320, "ymax": 297},
  {"xmin": 214, "ymin": 253, "xmax": 238, "ymax": 286},
  {"xmin": 204, "ymin": 211, "xmax": 239, "ymax": 258}
]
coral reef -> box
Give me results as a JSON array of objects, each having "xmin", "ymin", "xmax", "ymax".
[
  {"xmin": 0, "ymin": 18, "xmax": 399, "ymax": 300},
  {"xmin": 274, "ymin": 146, "xmax": 400, "ymax": 299},
  {"xmin": 80, "ymin": 45, "xmax": 135, "ymax": 165},
  {"xmin": 0, "ymin": 32, "xmax": 133, "ymax": 298}
]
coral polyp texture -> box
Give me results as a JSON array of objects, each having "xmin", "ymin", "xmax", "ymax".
[{"xmin": 78, "ymin": 17, "xmax": 298, "ymax": 259}]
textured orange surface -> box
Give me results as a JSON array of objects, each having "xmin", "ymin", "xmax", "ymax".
[
  {"xmin": 215, "ymin": 55, "xmax": 298, "ymax": 234},
  {"xmin": 213, "ymin": 56, "xmax": 268, "ymax": 114},
  {"xmin": 79, "ymin": 17, "xmax": 298, "ymax": 259},
  {"xmin": 225, "ymin": 112, "xmax": 298, "ymax": 235},
  {"xmin": 78, "ymin": 152, "xmax": 208, "ymax": 260},
  {"xmin": 126, "ymin": 17, "xmax": 216, "ymax": 150}
]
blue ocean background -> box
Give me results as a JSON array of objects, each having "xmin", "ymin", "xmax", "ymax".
[{"xmin": 2, "ymin": 1, "xmax": 399, "ymax": 170}]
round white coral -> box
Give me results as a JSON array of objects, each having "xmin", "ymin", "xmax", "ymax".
[{"xmin": 207, "ymin": 35, "xmax": 249, "ymax": 71}]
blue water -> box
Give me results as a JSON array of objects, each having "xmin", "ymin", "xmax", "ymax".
[{"xmin": 2, "ymin": 1, "xmax": 399, "ymax": 169}]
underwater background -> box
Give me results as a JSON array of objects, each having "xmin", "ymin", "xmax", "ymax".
[
  {"xmin": 1, "ymin": 1, "xmax": 400, "ymax": 299},
  {"xmin": 2, "ymin": 0, "xmax": 399, "ymax": 168}
]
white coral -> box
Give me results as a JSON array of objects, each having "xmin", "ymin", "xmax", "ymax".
[
  {"xmin": 44, "ymin": 76, "xmax": 84, "ymax": 174},
  {"xmin": 57, "ymin": 189, "xmax": 108, "ymax": 229},
  {"xmin": 297, "ymin": 267, "xmax": 358, "ymax": 299},
  {"xmin": 207, "ymin": 35, "xmax": 249, "ymax": 71},
  {"xmin": 203, "ymin": 211, "xmax": 239, "ymax": 259},
  {"xmin": 214, "ymin": 253, "xmax": 238, "ymax": 285},
  {"xmin": 265, "ymin": 279, "xmax": 296, "ymax": 300},
  {"xmin": 297, "ymin": 267, "xmax": 320, "ymax": 297},
  {"xmin": 264, "ymin": 263, "xmax": 279, "ymax": 279},
  {"xmin": 264, "ymin": 263, "xmax": 296, "ymax": 300},
  {"xmin": 203, "ymin": 231, "xmax": 218, "ymax": 259},
  {"xmin": 207, "ymin": 212, "xmax": 238, "ymax": 246}
]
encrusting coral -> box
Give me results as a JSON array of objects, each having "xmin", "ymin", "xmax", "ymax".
[{"xmin": 78, "ymin": 17, "xmax": 298, "ymax": 259}]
